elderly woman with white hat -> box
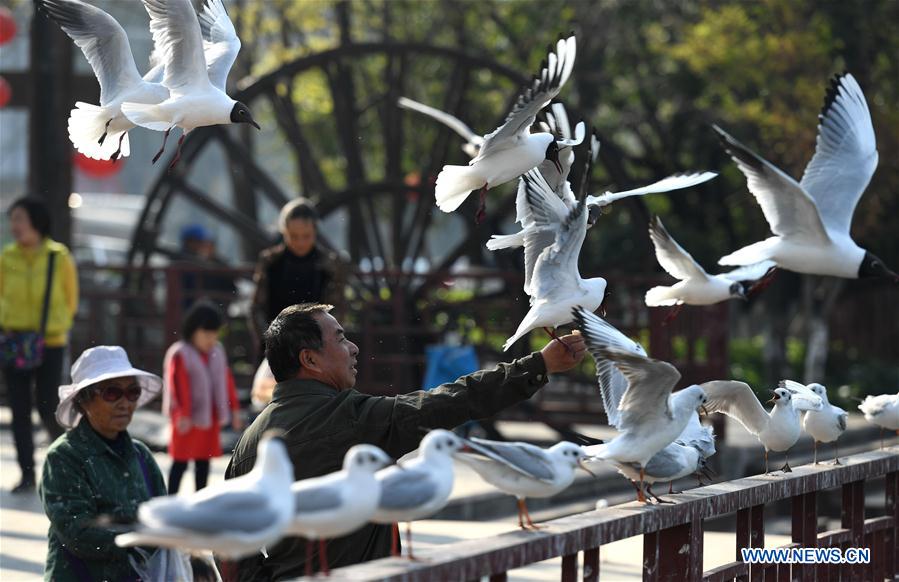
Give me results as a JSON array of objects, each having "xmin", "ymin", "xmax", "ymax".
[{"xmin": 39, "ymin": 346, "xmax": 166, "ymax": 582}]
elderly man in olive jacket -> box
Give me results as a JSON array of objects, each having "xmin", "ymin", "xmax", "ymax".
[{"xmin": 224, "ymin": 302, "xmax": 586, "ymax": 581}]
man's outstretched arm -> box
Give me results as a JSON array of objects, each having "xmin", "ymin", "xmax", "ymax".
[{"xmin": 355, "ymin": 332, "xmax": 587, "ymax": 457}]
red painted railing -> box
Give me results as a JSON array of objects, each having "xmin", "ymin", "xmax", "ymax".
[{"xmin": 316, "ymin": 449, "xmax": 898, "ymax": 581}]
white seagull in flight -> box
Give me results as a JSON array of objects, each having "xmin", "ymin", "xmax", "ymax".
[
  {"xmin": 645, "ymin": 215, "xmax": 775, "ymax": 314},
  {"xmin": 434, "ymin": 34, "xmax": 576, "ymax": 223},
  {"xmin": 37, "ymin": 0, "xmax": 169, "ymax": 161},
  {"xmin": 122, "ymin": 0, "xmax": 259, "ymax": 167},
  {"xmin": 715, "ymin": 73, "xmax": 898, "ymax": 283},
  {"xmin": 502, "ymin": 150, "xmax": 607, "ymax": 351}
]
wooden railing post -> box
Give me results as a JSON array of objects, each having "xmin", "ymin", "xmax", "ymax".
[
  {"xmin": 737, "ymin": 503, "xmax": 766, "ymax": 582},
  {"xmin": 791, "ymin": 491, "xmax": 817, "ymax": 581},
  {"xmin": 582, "ymin": 547, "xmax": 599, "ymax": 582},
  {"xmin": 646, "ymin": 507, "xmax": 703, "ymax": 581},
  {"xmin": 643, "ymin": 530, "xmax": 660, "ymax": 582},
  {"xmin": 561, "ymin": 553, "xmax": 577, "ymax": 582},
  {"xmin": 841, "ymin": 479, "xmax": 865, "ymax": 581},
  {"xmin": 886, "ymin": 471, "xmax": 898, "ymax": 579}
]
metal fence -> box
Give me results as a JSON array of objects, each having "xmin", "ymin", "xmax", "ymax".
[{"xmin": 318, "ymin": 449, "xmax": 899, "ymax": 581}]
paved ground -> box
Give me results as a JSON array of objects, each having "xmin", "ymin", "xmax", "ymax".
[{"xmin": 0, "ymin": 407, "xmax": 894, "ymax": 581}]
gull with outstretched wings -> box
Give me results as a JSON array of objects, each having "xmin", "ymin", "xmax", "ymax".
[
  {"xmin": 703, "ymin": 380, "xmax": 822, "ymax": 474},
  {"xmin": 715, "ymin": 73, "xmax": 898, "ymax": 282},
  {"xmin": 37, "ymin": 0, "xmax": 169, "ymax": 161},
  {"xmin": 645, "ymin": 216, "xmax": 775, "ymax": 314},
  {"xmin": 434, "ymin": 34, "xmax": 576, "ymax": 223},
  {"xmin": 122, "ymin": 0, "xmax": 259, "ymax": 167},
  {"xmin": 502, "ymin": 150, "xmax": 607, "ymax": 351}
]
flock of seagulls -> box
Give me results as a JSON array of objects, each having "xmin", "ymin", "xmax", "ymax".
[{"xmin": 39, "ymin": 6, "xmax": 899, "ymax": 572}]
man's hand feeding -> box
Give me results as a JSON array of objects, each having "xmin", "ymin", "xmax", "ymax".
[{"xmin": 540, "ymin": 330, "xmax": 587, "ymax": 374}]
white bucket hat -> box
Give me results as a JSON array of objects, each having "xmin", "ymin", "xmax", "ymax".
[{"xmin": 56, "ymin": 345, "xmax": 163, "ymax": 430}]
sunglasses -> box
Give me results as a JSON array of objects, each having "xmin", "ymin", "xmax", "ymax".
[{"xmin": 97, "ymin": 385, "xmax": 142, "ymax": 403}]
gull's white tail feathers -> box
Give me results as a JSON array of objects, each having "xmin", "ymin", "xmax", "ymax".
[
  {"xmin": 502, "ymin": 306, "xmax": 543, "ymax": 351},
  {"xmin": 719, "ymin": 238, "xmax": 778, "ymax": 267},
  {"xmin": 435, "ymin": 165, "xmax": 484, "ymax": 212},
  {"xmin": 120, "ymin": 102, "xmax": 171, "ymax": 132},
  {"xmin": 67, "ymin": 102, "xmax": 129, "ymax": 160},
  {"xmin": 645, "ymin": 286, "xmax": 680, "ymax": 307},
  {"xmin": 486, "ymin": 230, "xmax": 526, "ymax": 251}
]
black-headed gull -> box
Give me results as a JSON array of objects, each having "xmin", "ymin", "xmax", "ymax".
[
  {"xmin": 590, "ymin": 412, "xmax": 716, "ymax": 503},
  {"xmin": 396, "ymin": 96, "xmax": 484, "ymax": 157},
  {"xmin": 486, "ymin": 124, "xmax": 595, "ymax": 264},
  {"xmin": 791, "ymin": 382, "xmax": 847, "ymax": 464},
  {"xmin": 570, "ymin": 307, "xmax": 646, "ymax": 427},
  {"xmin": 572, "ymin": 307, "xmax": 714, "ymax": 502},
  {"xmin": 434, "ymin": 34, "xmax": 576, "ymax": 223},
  {"xmin": 283, "ymin": 444, "xmax": 392, "ymax": 577},
  {"xmin": 455, "ymin": 439, "xmax": 592, "ymax": 529},
  {"xmin": 858, "ymin": 392, "xmax": 899, "ymax": 449},
  {"xmin": 371, "ymin": 429, "xmax": 465, "ymax": 559},
  {"xmin": 573, "ymin": 314, "xmax": 709, "ymax": 502},
  {"xmin": 37, "ymin": 0, "xmax": 169, "ymax": 161},
  {"xmin": 714, "ymin": 73, "xmax": 898, "ymax": 283},
  {"xmin": 503, "ymin": 150, "xmax": 607, "ymax": 352},
  {"xmin": 123, "ymin": 0, "xmax": 259, "ymax": 167},
  {"xmin": 645, "ymin": 215, "xmax": 775, "ymax": 312},
  {"xmin": 703, "ymin": 381, "xmax": 822, "ymax": 474},
  {"xmin": 534, "ymin": 103, "xmax": 588, "ymax": 194},
  {"xmin": 116, "ymin": 432, "xmax": 293, "ymax": 558}
]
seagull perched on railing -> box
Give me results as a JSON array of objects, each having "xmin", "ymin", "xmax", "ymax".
[
  {"xmin": 645, "ymin": 215, "xmax": 776, "ymax": 319},
  {"xmin": 703, "ymin": 380, "xmax": 822, "ymax": 474},
  {"xmin": 434, "ymin": 34, "xmax": 576, "ymax": 223},
  {"xmin": 122, "ymin": 0, "xmax": 259, "ymax": 168},
  {"xmin": 599, "ymin": 412, "xmax": 717, "ymax": 503},
  {"xmin": 455, "ymin": 438, "xmax": 593, "ymax": 529},
  {"xmin": 282, "ymin": 445, "xmax": 392, "ymax": 577},
  {"xmin": 116, "ymin": 432, "xmax": 294, "ymax": 559},
  {"xmin": 572, "ymin": 307, "xmax": 709, "ymax": 503},
  {"xmin": 714, "ymin": 73, "xmax": 899, "ymax": 283},
  {"xmin": 371, "ymin": 429, "xmax": 465, "ymax": 560},
  {"xmin": 858, "ymin": 392, "xmax": 899, "ymax": 449},
  {"xmin": 572, "ymin": 307, "xmax": 718, "ymax": 502},
  {"xmin": 794, "ymin": 382, "xmax": 847, "ymax": 464}
]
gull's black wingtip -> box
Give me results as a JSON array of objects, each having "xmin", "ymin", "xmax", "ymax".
[{"xmin": 819, "ymin": 71, "xmax": 850, "ymax": 120}]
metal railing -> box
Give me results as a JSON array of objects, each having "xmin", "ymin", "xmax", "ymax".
[{"xmin": 319, "ymin": 449, "xmax": 899, "ymax": 581}]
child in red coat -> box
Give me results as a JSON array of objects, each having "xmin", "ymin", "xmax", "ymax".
[{"xmin": 163, "ymin": 301, "xmax": 243, "ymax": 493}]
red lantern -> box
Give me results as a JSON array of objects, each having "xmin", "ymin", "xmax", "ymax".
[
  {"xmin": 73, "ymin": 151, "xmax": 124, "ymax": 178},
  {"xmin": 0, "ymin": 7, "xmax": 16, "ymax": 46},
  {"xmin": 0, "ymin": 76, "xmax": 10, "ymax": 108}
]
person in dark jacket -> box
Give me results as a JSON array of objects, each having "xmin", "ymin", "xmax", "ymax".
[
  {"xmin": 248, "ymin": 198, "xmax": 347, "ymax": 360},
  {"xmin": 224, "ymin": 303, "xmax": 586, "ymax": 580},
  {"xmin": 40, "ymin": 346, "xmax": 166, "ymax": 582}
]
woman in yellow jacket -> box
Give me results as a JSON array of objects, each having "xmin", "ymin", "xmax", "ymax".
[{"xmin": 1, "ymin": 198, "xmax": 79, "ymax": 493}]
